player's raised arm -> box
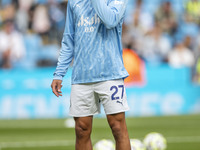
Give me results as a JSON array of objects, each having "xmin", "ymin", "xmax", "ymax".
[
  {"xmin": 53, "ymin": 2, "xmax": 74, "ymax": 81},
  {"xmin": 91, "ymin": 0, "xmax": 128, "ymax": 29}
]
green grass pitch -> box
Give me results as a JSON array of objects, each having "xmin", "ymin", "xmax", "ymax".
[{"xmin": 0, "ymin": 115, "xmax": 200, "ymax": 150}]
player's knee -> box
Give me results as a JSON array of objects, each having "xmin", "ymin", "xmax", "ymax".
[{"xmin": 75, "ymin": 122, "xmax": 92, "ymax": 139}]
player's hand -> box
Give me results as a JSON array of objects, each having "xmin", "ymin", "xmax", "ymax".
[{"xmin": 51, "ymin": 80, "xmax": 63, "ymax": 97}]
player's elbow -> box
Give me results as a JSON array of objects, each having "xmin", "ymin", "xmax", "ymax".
[{"xmin": 103, "ymin": 14, "xmax": 120, "ymax": 29}]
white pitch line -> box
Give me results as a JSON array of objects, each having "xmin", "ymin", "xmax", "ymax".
[
  {"xmin": 0, "ymin": 140, "xmax": 74, "ymax": 148},
  {"xmin": 0, "ymin": 136, "xmax": 200, "ymax": 148}
]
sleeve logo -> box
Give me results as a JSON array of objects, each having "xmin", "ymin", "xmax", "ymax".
[{"xmin": 114, "ymin": 0, "xmax": 124, "ymax": 5}]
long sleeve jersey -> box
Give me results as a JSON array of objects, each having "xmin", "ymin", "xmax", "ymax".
[{"xmin": 53, "ymin": 0, "xmax": 129, "ymax": 84}]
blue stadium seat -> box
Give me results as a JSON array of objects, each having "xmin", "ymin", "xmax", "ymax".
[
  {"xmin": 14, "ymin": 34, "xmax": 42, "ymax": 69},
  {"xmin": 37, "ymin": 44, "xmax": 59, "ymax": 62}
]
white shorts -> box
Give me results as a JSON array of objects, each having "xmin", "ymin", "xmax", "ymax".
[{"xmin": 69, "ymin": 79, "xmax": 129, "ymax": 117}]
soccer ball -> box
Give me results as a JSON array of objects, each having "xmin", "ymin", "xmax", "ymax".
[
  {"xmin": 130, "ymin": 139, "xmax": 145, "ymax": 150},
  {"xmin": 143, "ymin": 132, "xmax": 167, "ymax": 150},
  {"xmin": 64, "ymin": 118, "xmax": 75, "ymax": 128},
  {"xmin": 93, "ymin": 139, "xmax": 115, "ymax": 150}
]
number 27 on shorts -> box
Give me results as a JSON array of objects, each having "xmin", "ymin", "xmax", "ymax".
[{"xmin": 110, "ymin": 85, "xmax": 124, "ymax": 100}]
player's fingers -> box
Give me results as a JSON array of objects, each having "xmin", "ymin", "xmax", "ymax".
[
  {"xmin": 57, "ymin": 84, "xmax": 62, "ymax": 96},
  {"xmin": 52, "ymin": 82, "xmax": 59, "ymax": 97},
  {"xmin": 57, "ymin": 84, "xmax": 62, "ymax": 92}
]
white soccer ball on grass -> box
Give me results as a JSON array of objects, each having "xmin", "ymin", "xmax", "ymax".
[
  {"xmin": 143, "ymin": 132, "xmax": 167, "ymax": 150},
  {"xmin": 64, "ymin": 118, "xmax": 75, "ymax": 128},
  {"xmin": 93, "ymin": 139, "xmax": 115, "ymax": 150},
  {"xmin": 130, "ymin": 139, "xmax": 145, "ymax": 150}
]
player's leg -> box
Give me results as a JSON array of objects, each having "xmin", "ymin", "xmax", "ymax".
[
  {"xmin": 69, "ymin": 83, "xmax": 101, "ymax": 150},
  {"xmin": 74, "ymin": 116, "xmax": 93, "ymax": 150},
  {"xmin": 94, "ymin": 79, "xmax": 131, "ymax": 150},
  {"xmin": 107, "ymin": 112, "xmax": 131, "ymax": 150}
]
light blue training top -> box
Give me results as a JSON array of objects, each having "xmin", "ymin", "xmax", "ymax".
[{"xmin": 53, "ymin": 0, "xmax": 129, "ymax": 84}]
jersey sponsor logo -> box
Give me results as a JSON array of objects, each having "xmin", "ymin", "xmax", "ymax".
[
  {"xmin": 78, "ymin": 14, "xmax": 101, "ymax": 27},
  {"xmin": 77, "ymin": 14, "xmax": 101, "ymax": 32}
]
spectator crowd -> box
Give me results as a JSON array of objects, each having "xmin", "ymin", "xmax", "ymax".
[
  {"xmin": 0, "ymin": 0, "xmax": 200, "ymax": 83},
  {"xmin": 0, "ymin": 0, "xmax": 66, "ymax": 68},
  {"xmin": 123, "ymin": 0, "xmax": 200, "ymax": 83}
]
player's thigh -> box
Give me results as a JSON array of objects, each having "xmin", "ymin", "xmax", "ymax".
[
  {"xmin": 70, "ymin": 83, "xmax": 100, "ymax": 117},
  {"xmin": 94, "ymin": 79, "xmax": 129, "ymax": 115}
]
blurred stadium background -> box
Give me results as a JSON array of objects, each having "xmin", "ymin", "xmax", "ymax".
[{"xmin": 0, "ymin": 0, "xmax": 200, "ymax": 149}]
